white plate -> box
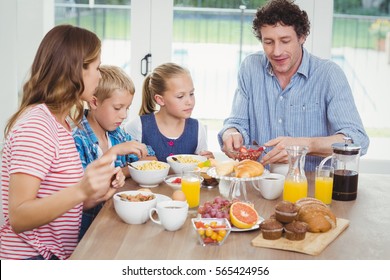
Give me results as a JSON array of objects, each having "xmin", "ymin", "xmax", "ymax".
[
  {"xmin": 230, "ymin": 217, "xmax": 264, "ymax": 232},
  {"xmin": 155, "ymin": 194, "xmax": 172, "ymax": 203}
]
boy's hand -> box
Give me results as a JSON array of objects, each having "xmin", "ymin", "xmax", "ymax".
[
  {"xmin": 108, "ymin": 141, "xmax": 148, "ymax": 159},
  {"xmin": 111, "ymin": 167, "xmax": 125, "ymax": 189}
]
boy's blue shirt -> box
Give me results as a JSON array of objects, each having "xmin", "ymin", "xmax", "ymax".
[{"xmin": 72, "ymin": 111, "xmax": 155, "ymax": 169}]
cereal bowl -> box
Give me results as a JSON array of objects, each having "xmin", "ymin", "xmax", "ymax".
[
  {"xmin": 129, "ymin": 160, "xmax": 170, "ymax": 188},
  {"xmin": 113, "ymin": 191, "xmax": 157, "ymax": 224},
  {"xmin": 166, "ymin": 154, "xmax": 207, "ymax": 174},
  {"xmin": 192, "ymin": 218, "xmax": 231, "ymax": 246}
]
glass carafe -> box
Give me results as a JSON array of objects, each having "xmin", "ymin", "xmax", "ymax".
[
  {"xmin": 319, "ymin": 137, "xmax": 361, "ymax": 201},
  {"xmin": 283, "ymin": 146, "xmax": 308, "ymax": 203}
]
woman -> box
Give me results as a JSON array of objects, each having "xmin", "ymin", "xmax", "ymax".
[{"xmin": 0, "ymin": 25, "xmax": 124, "ymax": 260}]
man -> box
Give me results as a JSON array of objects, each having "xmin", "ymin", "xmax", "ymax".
[{"xmin": 218, "ymin": 0, "xmax": 369, "ymax": 171}]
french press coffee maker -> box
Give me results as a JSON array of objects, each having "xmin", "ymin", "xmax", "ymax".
[{"xmin": 319, "ymin": 137, "xmax": 361, "ymax": 201}]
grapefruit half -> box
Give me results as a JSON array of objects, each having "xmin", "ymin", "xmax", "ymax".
[{"xmin": 229, "ymin": 201, "xmax": 259, "ymax": 229}]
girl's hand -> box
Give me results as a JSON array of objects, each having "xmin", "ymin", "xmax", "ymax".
[{"xmin": 199, "ymin": 150, "xmax": 215, "ymax": 159}]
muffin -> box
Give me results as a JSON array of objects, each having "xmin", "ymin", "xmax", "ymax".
[
  {"xmin": 275, "ymin": 201, "xmax": 298, "ymax": 223},
  {"xmin": 284, "ymin": 220, "xmax": 308, "ymax": 241},
  {"xmin": 260, "ymin": 218, "xmax": 284, "ymax": 240}
]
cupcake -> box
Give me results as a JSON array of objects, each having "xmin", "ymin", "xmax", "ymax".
[
  {"xmin": 284, "ymin": 220, "xmax": 308, "ymax": 241},
  {"xmin": 275, "ymin": 201, "xmax": 298, "ymax": 223},
  {"xmin": 260, "ymin": 218, "xmax": 283, "ymax": 240}
]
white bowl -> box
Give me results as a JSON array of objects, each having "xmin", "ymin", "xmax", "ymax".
[
  {"xmin": 166, "ymin": 154, "xmax": 207, "ymax": 174},
  {"xmin": 113, "ymin": 190, "xmax": 157, "ymax": 224},
  {"xmin": 164, "ymin": 174, "xmax": 204, "ymax": 190},
  {"xmin": 253, "ymin": 173, "xmax": 285, "ymax": 200},
  {"xmin": 129, "ymin": 160, "xmax": 170, "ymax": 188}
]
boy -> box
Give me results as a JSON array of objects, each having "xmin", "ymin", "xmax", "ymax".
[{"xmin": 73, "ymin": 65, "xmax": 156, "ymax": 240}]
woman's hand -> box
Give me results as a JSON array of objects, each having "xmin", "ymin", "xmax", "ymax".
[{"xmin": 80, "ymin": 153, "xmax": 116, "ymax": 201}]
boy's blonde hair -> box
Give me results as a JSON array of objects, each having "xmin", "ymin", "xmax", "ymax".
[{"xmin": 95, "ymin": 65, "xmax": 135, "ymax": 102}]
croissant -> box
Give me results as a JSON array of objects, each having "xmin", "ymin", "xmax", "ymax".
[
  {"xmin": 234, "ymin": 159, "xmax": 264, "ymax": 178},
  {"xmin": 297, "ymin": 203, "xmax": 337, "ymax": 233}
]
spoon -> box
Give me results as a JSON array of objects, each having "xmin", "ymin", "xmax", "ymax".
[
  {"xmin": 172, "ymin": 156, "xmax": 179, "ymax": 162},
  {"xmin": 127, "ymin": 162, "xmax": 139, "ymax": 170}
]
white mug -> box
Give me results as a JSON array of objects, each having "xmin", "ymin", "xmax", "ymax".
[
  {"xmin": 149, "ymin": 200, "xmax": 188, "ymax": 231},
  {"xmin": 252, "ymin": 173, "xmax": 285, "ymax": 200}
]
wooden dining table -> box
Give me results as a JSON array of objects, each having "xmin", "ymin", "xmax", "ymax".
[{"xmin": 70, "ymin": 171, "xmax": 390, "ymax": 260}]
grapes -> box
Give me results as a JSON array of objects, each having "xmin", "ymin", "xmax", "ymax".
[{"xmin": 198, "ymin": 196, "xmax": 232, "ymax": 221}]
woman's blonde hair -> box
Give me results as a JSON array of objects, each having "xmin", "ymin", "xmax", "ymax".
[
  {"xmin": 94, "ymin": 65, "xmax": 135, "ymax": 102},
  {"xmin": 4, "ymin": 25, "xmax": 101, "ymax": 138},
  {"xmin": 139, "ymin": 62, "xmax": 189, "ymax": 115}
]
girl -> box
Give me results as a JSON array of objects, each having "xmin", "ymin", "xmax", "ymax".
[
  {"xmin": 125, "ymin": 62, "xmax": 213, "ymax": 162},
  {"xmin": 0, "ymin": 25, "xmax": 130, "ymax": 260}
]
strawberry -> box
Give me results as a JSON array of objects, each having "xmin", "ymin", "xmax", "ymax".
[{"xmin": 172, "ymin": 177, "xmax": 181, "ymax": 184}]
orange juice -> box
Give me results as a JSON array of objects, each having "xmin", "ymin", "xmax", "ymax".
[
  {"xmin": 315, "ymin": 177, "xmax": 333, "ymax": 204},
  {"xmin": 283, "ymin": 180, "xmax": 308, "ymax": 203},
  {"xmin": 181, "ymin": 177, "xmax": 201, "ymax": 208}
]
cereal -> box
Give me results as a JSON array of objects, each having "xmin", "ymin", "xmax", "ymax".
[
  {"xmin": 118, "ymin": 193, "xmax": 155, "ymax": 202},
  {"xmin": 175, "ymin": 156, "xmax": 201, "ymax": 164},
  {"xmin": 136, "ymin": 161, "xmax": 168, "ymax": 171}
]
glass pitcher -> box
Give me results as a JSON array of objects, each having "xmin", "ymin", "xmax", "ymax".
[
  {"xmin": 283, "ymin": 146, "xmax": 308, "ymax": 203},
  {"xmin": 319, "ymin": 137, "xmax": 361, "ymax": 201}
]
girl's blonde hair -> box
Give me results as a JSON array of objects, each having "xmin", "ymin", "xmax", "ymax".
[
  {"xmin": 94, "ymin": 65, "xmax": 135, "ymax": 102},
  {"xmin": 4, "ymin": 25, "xmax": 101, "ymax": 138},
  {"xmin": 139, "ymin": 62, "xmax": 190, "ymax": 115}
]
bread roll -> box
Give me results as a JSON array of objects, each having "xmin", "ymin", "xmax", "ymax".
[
  {"xmin": 295, "ymin": 197, "xmax": 327, "ymax": 209},
  {"xmin": 297, "ymin": 203, "xmax": 337, "ymax": 233},
  {"xmin": 216, "ymin": 160, "xmax": 238, "ymax": 176},
  {"xmin": 234, "ymin": 159, "xmax": 264, "ymax": 178}
]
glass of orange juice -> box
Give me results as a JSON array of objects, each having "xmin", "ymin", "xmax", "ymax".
[
  {"xmin": 315, "ymin": 166, "xmax": 334, "ymax": 204},
  {"xmin": 181, "ymin": 168, "xmax": 201, "ymax": 208}
]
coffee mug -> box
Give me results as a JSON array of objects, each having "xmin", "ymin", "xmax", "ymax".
[
  {"xmin": 149, "ymin": 200, "xmax": 188, "ymax": 231},
  {"xmin": 252, "ymin": 173, "xmax": 285, "ymax": 200}
]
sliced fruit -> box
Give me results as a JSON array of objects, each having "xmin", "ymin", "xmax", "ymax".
[
  {"xmin": 198, "ymin": 159, "xmax": 211, "ymax": 168},
  {"xmin": 229, "ymin": 201, "xmax": 259, "ymax": 229}
]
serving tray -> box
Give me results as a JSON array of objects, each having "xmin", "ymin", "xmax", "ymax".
[{"xmin": 251, "ymin": 218, "xmax": 349, "ymax": 256}]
